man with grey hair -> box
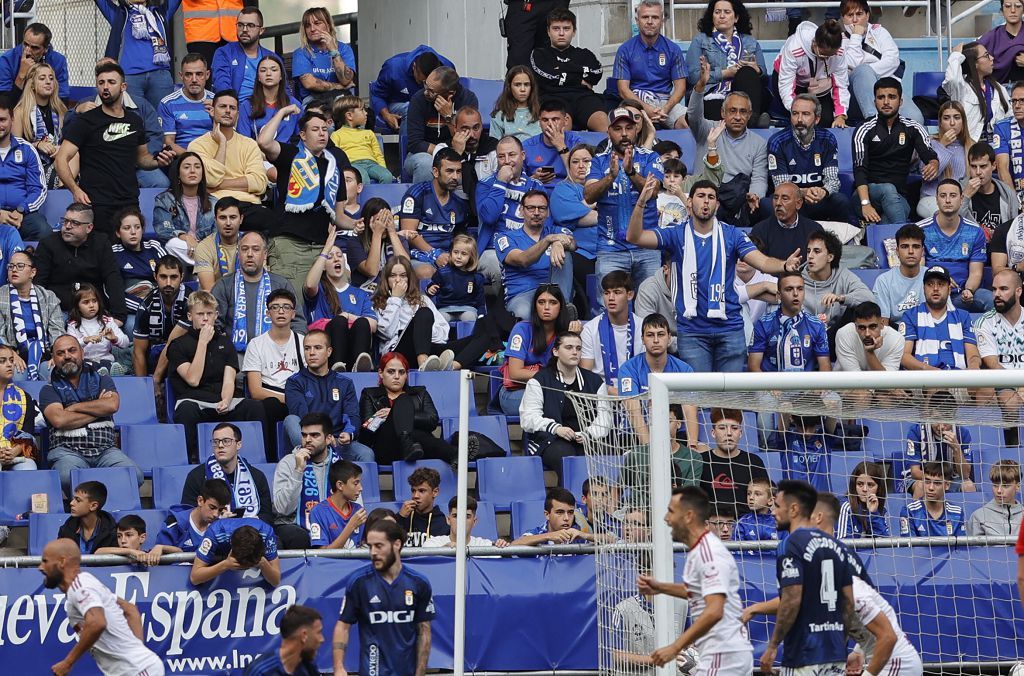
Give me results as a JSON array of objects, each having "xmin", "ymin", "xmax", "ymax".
[
  {"xmin": 688, "ymin": 56, "xmax": 767, "ymax": 226},
  {"xmin": 34, "ymin": 202, "xmax": 129, "ymax": 322},
  {"xmin": 613, "ymin": 0, "xmax": 688, "ymax": 129},
  {"xmin": 404, "ymin": 66, "xmax": 479, "ymax": 183},
  {"xmin": 39, "ymin": 334, "xmax": 142, "ymax": 491},
  {"xmin": 765, "ymin": 93, "xmax": 853, "ymax": 223}
]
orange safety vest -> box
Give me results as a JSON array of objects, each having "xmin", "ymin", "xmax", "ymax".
[{"xmin": 182, "ymin": 0, "xmax": 242, "ymax": 44}]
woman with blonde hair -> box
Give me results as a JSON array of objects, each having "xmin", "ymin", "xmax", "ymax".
[
  {"xmin": 917, "ymin": 100, "xmax": 972, "ymax": 218},
  {"xmin": 13, "ymin": 61, "xmax": 69, "ymax": 189},
  {"xmin": 292, "ymin": 6, "xmax": 356, "ymax": 104}
]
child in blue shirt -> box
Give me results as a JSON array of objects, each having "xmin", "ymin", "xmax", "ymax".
[
  {"xmin": 766, "ymin": 414, "xmax": 833, "ymax": 493},
  {"xmin": 734, "ymin": 477, "xmax": 779, "ymax": 542},
  {"xmin": 900, "ymin": 462, "xmax": 966, "ymax": 537},
  {"xmin": 155, "ymin": 478, "xmax": 231, "ymax": 553},
  {"xmin": 427, "ymin": 233, "xmax": 487, "ymax": 322},
  {"xmin": 308, "ymin": 460, "xmax": 367, "ymax": 549},
  {"xmin": 890, "ymin": 390, "xmax": 975, "ymax": 497}
]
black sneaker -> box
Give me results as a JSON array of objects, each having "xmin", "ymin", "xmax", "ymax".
[
  {"xmin": 466, "ymin": 435, "xmax": 481, "ymax": 462},
  {"xmin": 564, "ymin": 302, "xmax": 579, "ymax": 324}
]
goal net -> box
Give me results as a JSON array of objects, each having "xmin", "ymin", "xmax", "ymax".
[{"xmin": 565, "ymin": 370, "xmax": 1024, "ymax": 676}]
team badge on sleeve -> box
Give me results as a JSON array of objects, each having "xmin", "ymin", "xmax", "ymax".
[
  {"xmin": 509, "ymin": 334, "xmax": 523, "ymax": 351},
  {"xmin": 310, "ymin": 523, "xmax": 322, "ymax": 541},
  {"xmin": 198, "ymin": 538, "xmax": 212, "ymax": 556},
  {"xmin": 768, "ymin": 155, "xmax": 777, "ymax": 170},
  {"xmin": 403, "ymin": 197, "xmax": 415, "ymax": 214}
]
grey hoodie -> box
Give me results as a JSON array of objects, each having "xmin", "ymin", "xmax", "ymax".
[
  {"xmin": 959, "ymin": 177, "xmax": 1020, "ymax": 225},
  {"xmin": 966, "ymin": 499, "xmax": 1024, "ymax": 536},
  {"xmin": 801, "ymin": 268, "xmax": 874, "ymax": 326},
  {"xmin": 635, "ymin": 268, "xmax": 678, "ymax": 350}
]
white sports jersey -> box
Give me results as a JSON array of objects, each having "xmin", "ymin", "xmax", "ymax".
[
  {"xmin": 974, "ymin": 309, "xmax": 1024, "ymax": 368},
  {"xmin": 610, "ymin": 595, "xmax": 688, "ymax": 676},
  {"xmin": 853, "ymin": 577, "xmax": 923, "ymax": 675},
  {"xmin": 65, "ymin": 572, "xmax": 164, "ymax": 676},
  {"xmin": 682, "ymin": 531, "xmax": 752, "ymax": 655}
]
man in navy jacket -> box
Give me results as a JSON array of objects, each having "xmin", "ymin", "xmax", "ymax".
[
  {"xmin": 0, "ymin": 99, "xmax": 48, "ymax": 241},
  {"xmin": 0, "ymin": 23, "xmax": 70, "ymax": 100},
  {"xmin": 210, "ymin": 6, "xmax": 274, "ymax": 100},
  {"xmin": 369, "ymin": 45, "xmax": 453, "ymax": 132}
]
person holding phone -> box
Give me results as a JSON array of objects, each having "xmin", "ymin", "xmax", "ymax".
[{"xmin": 522, "ymin": 100, "xmax": 584, "ymax": 188}]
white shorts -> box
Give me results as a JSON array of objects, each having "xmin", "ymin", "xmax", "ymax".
[
  {"xmin": 781, "ymin": 663, "xmax": 845, "ymax": 676},
  {"xmin": 879, "ymin": 653, "xmax": 924, "ymax": 676},
  {"xmin": 695, "ymin": 651, "xmax": 753, "ymax": 676}
]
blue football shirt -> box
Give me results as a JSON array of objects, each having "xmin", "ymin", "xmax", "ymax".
[
  {"xmin": 158, "ymin": 88, "xmax": 214, "ymax": 146},
  {"xmin": 400, "ymin": 181, "xmax": 469, "ymax": 250},
  {"xmin": 494, "ymin": 223, "xmax": 573, "ymax": 300},
  {"xmin": 617, "ymin": 353, "xmax": 694, "ymax": 397},
  {"xmin": 921, "ymin": 217, "xmax": 987, "ymax": 288},
  {"xmin": 587, "ymin": 146, "xmax": 665, "ymax": 253},
  {"xmin": 505, "ymin": 321, "xmax": 555, "ymax": 368},
  {"xmin": 195, "ymin": 517, "xmax": 279, "ymax": 563},
  {"xmin": 308, "ymin": 498, "xmax": 364, "ymax": 548},
  {"xmin": 899, "ymin": 500, "xmax": 966, "ymax": 536},
  {"xmin": 748, "ymin": 310, "xmax": 830, "ymax": 372}
]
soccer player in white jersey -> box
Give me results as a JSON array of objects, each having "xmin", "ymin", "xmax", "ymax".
[
  {"xmin": 38, "ymin": 538, "xmax": 165, "ymax": 676},
  {"xmin": 742, "ymin": 493, "xmax": 924, "ymax": 676},
  {"xmin": 638, "ymin": 485, "xmax": 754, "ymax": 675},
  {"xmin": 976, "ymin": 269, "xmax": 1024, "ymax": 445}
]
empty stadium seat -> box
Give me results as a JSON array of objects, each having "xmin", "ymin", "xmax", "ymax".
[
  {"xmin": 28, "ymin": 512, "xmax": 70, "ymax": 555},
  {"xmin": 197, "ymin": 421, "xmax": 267, "ymax": 463},
  {"xmin": 464, "ymin": 78, "xmax": 503, "ymax": 127},
  {"xmin": 70, "ymin": 467, "xmax": 142, "ymax": 511},
  {"xmin": 346, "ymin": 371, "xmax": 382, "ymax": 406},
  {"xmin": 913, "ymin": 72, "xmax": 944, "ymax": 124},
  {"xmin": 866, "ymin": 223, "xmax": 901, "ymax": 269},
  {"xmin": 18, "ymin": 379, "xmax": 45, "ymax": 402},
  {"xmin": 472, "ymin": 500, "xmax": 499, "ymax": 541},
  {"xmin": 110, "ymin": 376, "xmax": 159, "ymax": 426},
  {"xmin": 477, "ymin": 456, "xmax": 546, "ymax": 511},
  {"xmin": 485, "ymin": 370, "xmax": 518, "ymax": 422},
  {"xmin": 121, "ymin": 423, "xmax": 188, "ymax": 476},
  {"xmin": 409, "ymin": 371, "xmax": 470, "ymax": 419},
  {"xmin": 152, "ymin": 464, "xmax": 197, "ymax": 510},
  {"xmin": 392, "ymin": 459, "xmax": 457, "ymax": 508},
  {"xmin": 510, "ymin": 499, "xmax": 546, "ymax": 538},
  {"xmin": 0, "ymin": 469, "xmax": 63, "ymax": 524},
  {"xmin": 441, "ymin": 415, "xmax": 511, "ymax": 456},
  {"xmin": 851, "ymin": 268, "xmax": 884, "ymax": 288},
  {"xmin": 359, "ymin": 182, "xmax": 410, "ymax": 207},
  {"xmin": 253, "ymin": 463, "xmax": 278, "ymax": 481},
  {"xmin": 355, "ymin": 461, "xmax": 382, "ymax": 504},
  {"xmin": 562, "ymin": 455, "xmax": 622, "ymax": 501}
]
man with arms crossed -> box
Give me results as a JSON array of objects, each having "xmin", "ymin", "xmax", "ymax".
[
  {"xmin": 333, "ymin": 520, "xmax": 434, "ymax": 676},
  {"xmin": 638, "ymin": 485, "xmax": 754, "ymax": 675},
  {"xmin": 39, "ymin": 538, "xmax": 164, "ymax": 676}
]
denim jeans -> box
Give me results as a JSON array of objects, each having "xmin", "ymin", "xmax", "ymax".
[
  {"xmin": 403, "ymin": 152, "xmax": 434, "ymax": 183},
  {"xmin": 283, "ymin": 414, "xmax": 376, "ymax": 462},
  {"xmin": 595, "ymin": 248, "xmax": 662, "ymax": 300},
  {"xmin": 19, "ymin": 211, "xmax": 52, "ymax": 241},
  {"xmin": 498, "ymin": 386, "xmax": 525, "ymax": 416},
  {"xmin": 676, "ymin": 329, "xmax": 748, "ymax": 373},
  {"xmin": 849, "ymin": 64, "xmax": 925, "ymax": 125},
  {"xmin": 867, "ymin": 183, "xmax": 910, "ymax": 224},
  {"xmin": 47, "ymin": 446, "xmax": 143, "ymax": 493},
  {"xmin": 505, "ymin": 260, "xmax": 574, "ymax": 320},
  {"xmin": 125, "ymin": 69, "xmax": 174, "ymax": 115},
  {"xmin": 952, "ymin": 287, "xmax": 995, "ymax": 312},
  {"xmin": 137, "ymin": 168, "xmax": 170, "ymax": 189}
]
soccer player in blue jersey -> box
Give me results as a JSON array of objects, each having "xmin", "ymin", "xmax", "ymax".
[
  {"xmin": 899, "ymin": 462, "xmax": 966, "ymax": 537},
  {"xmin": 748, "ymin": 271, "xmax": 831, "ymax": 374},
  {"xmin": 189, "ymin": 519, "xmax": 281, "ymax": 586},
  {"xmin": 159, "ymin": 54, "xmax": 214, "ymax": 155},
  {"xmin": 245, "ymin": 604, "xmax": 323, "ymax": 676},
  {"xmin": 760, "ymin": 480, "xmax": 857, "ymax": 676},
  {"xmin": 399, "ymin": 148, "xmax": 469, "ymax": 278},
  {"xmin": 332, "ymin": 520, "xmax": 435, "ymax": 676},
  {"xmin": 155, "ymin": 478, "xmax": 230, "ymax": 553},
  {"xmin": 627, "ymin": 176, "xmax": 802, "ymax": 373}
]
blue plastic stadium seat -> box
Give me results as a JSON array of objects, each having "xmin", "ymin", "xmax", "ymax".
[
  {"xmin": 42, "ymin": 188, "xmax": 164, "ymax": 237},
  {"xmin": 441, "ymin": 414, "xmax": 511, "ymax": 456},
  {"xmin": 829, "ymin": 453, "xmax": 878, "ymax": 495},
  {"xmin": 913, "ymin": 72, "xmax": 944, "ymax": 124},
  {"xmin": 0, "ymin": 469, "xmax": 63, "ymax": 524},
  {"xmin": 409, "ymin": 371, "xmax": 469, "ymax": 419},
  {"xmin": 865, "ymin": 223, "xmax": 902, "ymax": 269},
  {"xmin": 253, "ymin": 463, "xmax": 277, "ymax": 481},
  {"xmin": 454, "ymin": 320, "xmax": 475, "ymax": 339},
  {"xmin": 656, "ymin": 129, "xmax": 698, "ymax": 174},
  {"xmin": 562, "ymin": 455, "xmax": 623, "ymax": 501},
  {"xmin": 111, "ymin": 376, "xmax": 159, "ymax": 426},
  {"xmin": 831, "ymin": 126, "xmax": 854, "ymax": 175},
  {"xmin": 359, "ymin": 182, "xmax": 410, "ymax": 208},
  {"xmin": 510, "ymin": 499, "xmax": 546, "ymax": 539},
  {"xmin": 355, "ymin": 461, "xmax": 382, "ymax": 504},
  {"xmin": 763, "ymin": 452, "xmax": 785, "ymax": 484},
  {"xmin": 121, "ymin": 423, "xmax": 188, "ymax": 476},
  {"xmin": 392, "ymin": 459, "xmax": 457, "ymax": 509},
  {"xmin": 347, "ymin": 371, "xmax": 382, "ymax": 407},
  {"xmin": 477, "ymin": 456, "xmax": 546, "ymax": 511},
  {"xmin": 472, "ymin": 500, "xmax": 499, "ymax": 541},
  {"xmin": 197, "ymin": 421, "xmax": 267, "ymax": 464},
  {"xmin": 485, "ymin": 371, "xmax": 518, "ymax": 422},
  {"xmin": 152, "ymin": 464, "xmax": 197, "ymax": 510},
  {"xmin": 862, "ymin": 418, "xmax": 910, "ymax": 459},
  {"xmin": 28, "ymin": 512, "xmax": 70, "ymax": 555},
  {"xmin": 852, "ymin": 268, "xmax": 884, "ymax": 287},
  {"xmin": 70, "ymin": 466, "xmax": 142, "ymax": 511},
  {"xmin": 275, "ymin": 421, "xmax": 289, "ymax": 461},
  {"xmin": 364, "ymin": 501, "xmax": 405, "ymax": 516},
  {"xmin": 18, "ymin": 379, "xmax": 46, "ymax": 402},
  {"xmin": 464, "ymin": 78, "xmax": 504, "ymax": 127}
]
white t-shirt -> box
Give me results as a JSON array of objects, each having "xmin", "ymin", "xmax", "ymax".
[
  {"xmin": 853, "ymin": 576, "xmax": 921, "ymax": 668},
  {"xmin": 682, "ymin": 531, "xmax": 752, "ymax": 655},
  {"xmin": 834, "ymin": 323, "xmax": 905, "ymax": 372},
  {"xmin": 610, "ymin": 594, "xmax": 688, "ymax": 676},
  {"xmin": 974, "ymin": 309, "xmax": 1024, "ymax": 368},
  {"xmin": 736, "ymin": 270, "xmax": 776, "ymax": 326},
  {"xmin": 64, "ymin": 572, "xmax": 164, "ymax": 676},
  {"xmin": 422, "ymin": 535, "xmax": 493, "ymax": 547},
  {"xmin": 581, "ymin": 314, "xmax": 646, "ymax": 384},
  {"xmin": 241, "ymin": 330, "xmax": 304, "ymax": 391}
]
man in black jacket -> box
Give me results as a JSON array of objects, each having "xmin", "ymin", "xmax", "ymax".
[
  {"xmin": 34, "ymin": 202, "xmax": 128, "ymax": 323},
  {"xmin": 57, "ymin": 480, "xmax": 118, "ymax": 554},
  {"xmin": 403, "ymin": 66, "xmax": 479, "ymax": 183}
]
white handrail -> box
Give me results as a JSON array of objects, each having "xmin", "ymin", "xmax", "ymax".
[{"xmin": 951, "ymin": 0, "xmax": 998, "ymax": 25}]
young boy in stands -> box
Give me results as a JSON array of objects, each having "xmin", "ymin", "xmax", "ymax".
[
  {"xmin": 423, "ymin": 495, "xmax": 510, "ymax": 548},
  {"xmin": 513, "ymin": 486, "xmax": 594, "ymax": 546},
  {"xmin": 698, "ymin": 407, "xmax": 770, "ymax": 516},
  {"xmin": 708, "ymin": 504, "xmax": 737, "ymax": 541},
  {"xmin": 155, "ymin": 478, "xmax": 231, "ymax": 553},
  {"xmin": 57, "ymin": 480, "xmax": 117, "ymax": 554},
  {"xmin": 895, "ymin": 389, "xmax": 976, "ymax": 498},
  {"xmin": 579, "ymin": 475, "xmax": 623, "ymax": 535},
  {"xmin": 766, "ymin": 413, "xmax": 834, "ymax": 492},
  {"xmin": 580, "ymin": 271, "xmax": 643, "ymax": 394},
  {"xmin": 900, "ymin": 462, "xmax": 966, "ymax": 537},
  {"xmin": 733, "ymin": 477, "xmax": 779, "ymax": 542},
  {"xmin": 308, "ymin": 460, "xmax": 368, "ymax": 549},
  {"xmin": 968, "ymin": 460, "xmax": 1023, "ymax": 536},
  {"xmin": 95, "ymin": 514, "xmax": 170, "ymax": 565},
  {"xmin": 398, "ymin": 467, "xmax": 450, "ymax": 547}
]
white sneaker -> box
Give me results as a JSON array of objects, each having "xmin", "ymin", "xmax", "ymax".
[
  {"xmin": 353, "ymin": 352, "xmax": 374, "ymax": 372},
  {"xmin": 437, "ymin": 349, "xmax": 455, "ymax": 371},
  {"xmin": 331, "ymin": 361, "xmax": 348, "ymax": 373},
  {"xmin": 110, "ymin": 362, "xmax": 127, "ymax": 376},
  {"xmin": 420, "ymin": 355, "xmax": 441, "ymax": 371}
]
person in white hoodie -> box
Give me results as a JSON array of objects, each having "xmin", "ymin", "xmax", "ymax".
[
  {"xmin": 800, "ymin": 230, "xmax": 874, "ymax": 329},
  {"xmin": 65, "ymin": 283, "xmax": 129, "ymax": 375},
  {"xmin": 943, "ymin": 41, "xmax": 1010, "ymax": 144},
  {"xmin": 773, "ymin": 19, "xmax": 849, "ymax": 128},
  {"xmin": 840, "ymin": 0, "xmax": 924, "ymax": 124}
]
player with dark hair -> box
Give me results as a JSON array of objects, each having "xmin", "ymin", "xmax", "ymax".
[
  {"xmin": 189, "ymin": 520, "xmax": 280, "ymax": 586},
  {"xmin": 760, "ymin": 480, "xmax": 858, "ymax": 676},
  {"xmin": 639, "ymin": 486, "xmax": 754, "ymax": 674},
  {"xmin": 246, "ymin": 604, "xmax": 324, "ymax": 675},
  {"xmin": 332, "ymin": 520, "xmax": 435, "ymax": 676}
]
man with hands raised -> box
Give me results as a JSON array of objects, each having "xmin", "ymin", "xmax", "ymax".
[{"xmin": 627, "ymin": 177, "xmax": 802, "ymax": 372}]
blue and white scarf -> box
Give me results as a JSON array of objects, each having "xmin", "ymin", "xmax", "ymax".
[
  {"xmin": 681, "ymin": 218, "xmax": 727, "ymax": 319},
  {"xmin": 128, "ymin": 4, "xmax": 170, "ymax": 67},
  {"xmin": 710, "ymin": 31, "xmax": 742, "ymax": 96},
  {"xmin": 10, "ymin": 285, "xmax": 46, "ymax": 381},
  {"xmin": 30, "ymin": 105, "xmax": 58, "ymax": 163},
  {"xmin": 1007, "ymin": 118, "xmax": 1024, "ymax": 195},
  {"xmin": 913, "ymin": 307, "xmax": 967, "ymax": 369},
  {"xmin": 775, "ymin": 312, "xmax": 806, "ymax": 372},
  {"xmin": 599, "ymin": 311, "xmax": 634, "ymax": 388},
  {"xmin": 297, "ymin": 447, "xmax": 340, "ymax": 526},
  {"xmin": 206, "ymin": 455, "xmax": 260, "ymax": 518},
  {"xmin": 284, "ymin": 141, "xmax": 339, "ymax": 218},
  {"xmin": 232, "ymin": 270, "xmax": 271, "ymax": 352},
  {"xmin": 215, "ymin": 231, "xmax": 238, "ymax": 278}
]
